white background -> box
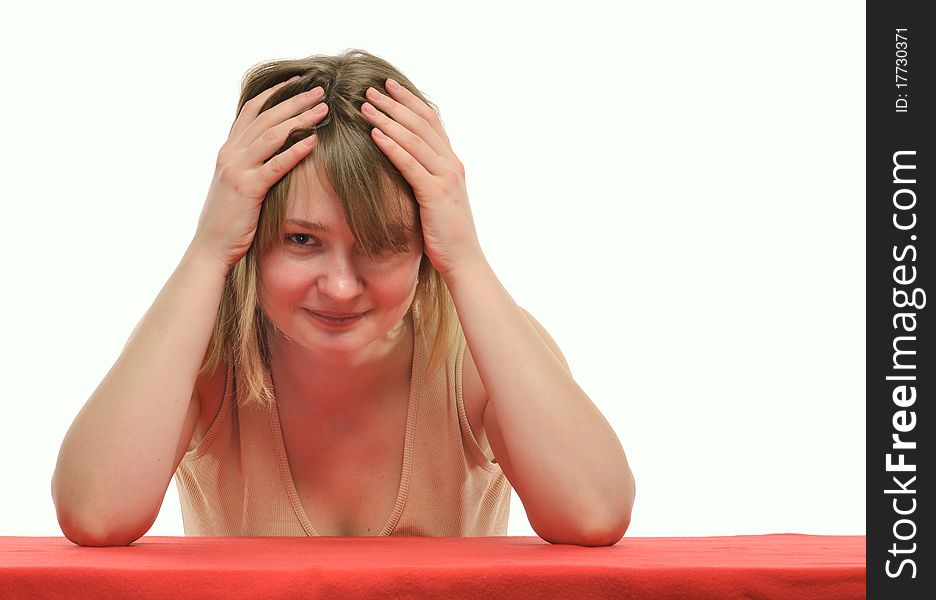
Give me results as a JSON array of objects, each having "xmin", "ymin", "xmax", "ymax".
[{"xmin": 0, "ymin": 1, "xmax": 864, "ymax": 538}]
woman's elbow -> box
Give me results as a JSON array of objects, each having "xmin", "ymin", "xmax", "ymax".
[
  {"xmin": 56, "ymin": 507, "xmax": 146, "ymax": 547},
  {"xmin": 538, "ymin": 503, "xmax": 633, "ymax": 547},
  {"xmin": 591, "ymin": 471, "xmax": 636, "ymax": 546}
]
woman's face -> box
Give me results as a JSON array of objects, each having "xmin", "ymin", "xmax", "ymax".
[{"xmin": 258, "ymin": 166, "xmax": 423, "ymax": 362}]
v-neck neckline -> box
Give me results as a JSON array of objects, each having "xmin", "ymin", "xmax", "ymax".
[{"xmin": 268, "ymin": 305, "xmax": 424, "ymax": 536}]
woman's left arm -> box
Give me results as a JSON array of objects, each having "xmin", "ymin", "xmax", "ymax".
[
  {"xmin": 446, "ymin": 257, "xmax": 636, "ymax": 547},
  {"xmin": 360, "ymin": 78, "xmax": 635, "ymax": 545}
]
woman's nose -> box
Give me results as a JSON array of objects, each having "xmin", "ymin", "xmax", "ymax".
[{"xmin": 317, "ymin": 254, "xmax": 363, "ymax": 300}]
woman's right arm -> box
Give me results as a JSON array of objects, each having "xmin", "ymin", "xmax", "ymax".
[
  {"xmin": 51, "ymin": 74, "xmax": 329, "ymax": 546},
  {"xmin": 51, "ymin": 246, "xmax": 229, "ymax": 547}
]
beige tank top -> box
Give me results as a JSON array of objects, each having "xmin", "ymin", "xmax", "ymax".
[{"xmin": 173, "ymin": 306, "xmax": 511, "ymax": 536}]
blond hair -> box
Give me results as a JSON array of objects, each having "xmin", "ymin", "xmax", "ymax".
[{"xmin": 200, "ymin": 48, "xmax": 461, "ymax": 411}]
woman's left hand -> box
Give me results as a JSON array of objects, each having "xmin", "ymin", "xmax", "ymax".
[{"xmin": 360, "ymin": 78, "xmax": 485, "ymax": 283}]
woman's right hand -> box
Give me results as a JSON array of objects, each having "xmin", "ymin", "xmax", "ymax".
[{"xmin": 190, "ymin": 76, "xmax": 329, "ymax": 269}]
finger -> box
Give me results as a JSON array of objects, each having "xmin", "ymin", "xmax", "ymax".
[
  {"xmin": 230, "ymin": 76, "xmax": 300, "ymax": 138},
  {"xmin": 370, "ymin": 127, "xmax": 434, "ymax": 198},
  {"xmin": 382, "ymin": 78, "xmax": 453, "ymax": 149},
  {"xmin": 246, "ymin": 101, "xmax": 328, "ymax": 170},
  {"xmin": 256, "ymin": 132, "xmax": 320, "ymax": 191},
  {"xmin": 362, "ymin": 101, "xmax": 449, "ymax": 177},
  {"xmin": 364, "ymin": 85, "xmax": 450, "ymax": 159},
  {"xmin": 237, "ymin": 85, "xmax": 325, "ymax": 148}
]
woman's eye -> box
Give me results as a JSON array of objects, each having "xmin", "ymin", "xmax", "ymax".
[
  {"xmin": 286, "ymin": 233, "xmax": 317, "ymax": 247},
  {"xmin": 285, "ymin": 234, "xmax": 401, "ymax": 258}
]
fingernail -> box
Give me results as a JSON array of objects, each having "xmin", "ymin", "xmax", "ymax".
[{"xmin": 387, "ymin": 78, "xmax": 401, "ymax": 91}]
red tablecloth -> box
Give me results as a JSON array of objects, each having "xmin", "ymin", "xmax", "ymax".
[{"xmin": 0, "ymin": 534, "xmax": 864, "ymax": 599}]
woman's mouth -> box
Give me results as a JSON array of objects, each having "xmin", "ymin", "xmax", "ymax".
[{"xmin": 306, "ymin": 310, "xmax": 366, "ymax": 327}]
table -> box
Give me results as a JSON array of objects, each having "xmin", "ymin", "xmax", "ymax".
[{"xmin": 0, "ymin": 534, "xmax": 865, "ymax": 599}]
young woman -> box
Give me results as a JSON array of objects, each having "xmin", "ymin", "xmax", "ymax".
[{"xmin": 52, "ymin": 49, "xmax": 635, "ymax": 547}]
